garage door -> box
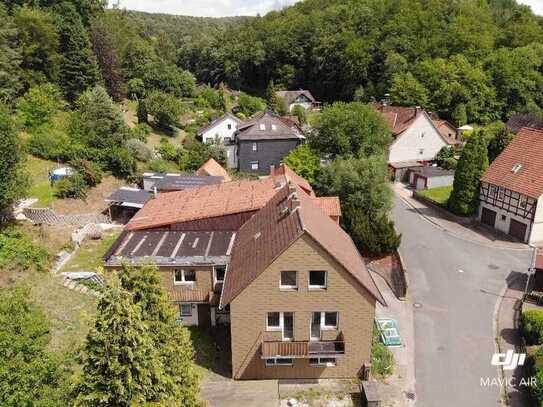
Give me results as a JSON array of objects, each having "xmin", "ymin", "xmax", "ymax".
[
  {"xmin": 509, "ymin": 219, "xmax": 528, "ymax": 241},
  {"xmin": 481, "ymin": 207, "xmax": 497, "ymax": 228},
  {"xmin": 415, "ymin": 176, "xmax": 427, "ymax": 190}
]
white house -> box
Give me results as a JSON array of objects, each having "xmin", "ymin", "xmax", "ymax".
[
  {"xmin": 197, "ymin": 113, "xmax": 244, "ymax": 168},
  {"xmin": 374, "ymin": 104, "xmax": 456, "ymax": 181},
  {"xmin": 479, "ymin": 127, "xmax": 543, "ymax": 244}
]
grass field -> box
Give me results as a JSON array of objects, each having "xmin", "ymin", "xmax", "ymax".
[
  {"xmin": 26, "ymin": 155, "xmax": 57, "ymax": 206},
  {"xmin": 61, "ymin": 230, "xmax": 121, "ymax": 273},
  {"xmin": 416, "ymin": 185, "xmax": 453, "ymax": 206}
]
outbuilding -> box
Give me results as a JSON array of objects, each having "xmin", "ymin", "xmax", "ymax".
[{"xmin": 408, "ymin": 166, "xmax": 455, "ymax": 190}]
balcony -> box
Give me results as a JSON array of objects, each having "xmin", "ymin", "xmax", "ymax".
[{"xmin": 261, "ymin": 340, "xmax": 345, "ymax": 359}]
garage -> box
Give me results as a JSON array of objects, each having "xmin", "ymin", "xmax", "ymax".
[
  {"xmin": 415, "ymin": 175, "xmax": 426, "ymax": 190},
  {"xmin": 481, "ymin": 207, "xmax": 497, "ymax": 228},
  {"xmin": 509, "ymin": 219, "xmax": 527, "ymax": 241}
]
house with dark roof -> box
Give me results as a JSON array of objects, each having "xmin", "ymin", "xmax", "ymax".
[
  {"xmin": 235, "ymin": 110, "xmax": 305, "ymax": 175},
  {"xmin": 479, "ymin": 127, "xmax": 543, "ymax": 243},
  {"xmin": 275, "ymin": 89, "xmax": 318, "ymax": 112},
  {"xmin": 374, "ymin": 103, "xmax": 456, "ymax": 181},
  {"xmin": 197, "ymin": 112, "xmax": 244, "ymax": 168},
  {"xmin": 221, "ymin": 183, "xmax": 383, "ymax": 379},
  {"xmin": 142, "ymin": 172, "xmax": 224, "ymax": 192},
  {"xmin": 506, "ymin": 113, "xmax": 543, "ymax": 134}
]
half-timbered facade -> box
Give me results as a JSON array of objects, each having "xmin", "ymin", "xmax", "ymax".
[{"xmin": 479, "ymin": 127, "xmax": 543, "ymax": 244}]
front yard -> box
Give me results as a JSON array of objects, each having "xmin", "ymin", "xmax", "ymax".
[
  {"xmin": 415, "ymin": 185, "xmax": 452, "ymax": 207},
  {"xmin": 188, "ymin": 325, "xmax": 231, "ymax": 380}
]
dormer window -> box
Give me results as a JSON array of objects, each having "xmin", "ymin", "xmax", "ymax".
[
  {"xmin": 259, "ymin": 123, "xmax": 266, "ymax": 131},
  {"xmin": 272, "ymin": 124, "xmax": 277, "ymax": 131}
]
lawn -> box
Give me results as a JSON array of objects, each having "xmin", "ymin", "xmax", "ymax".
[
  {"xmin": 187, "ymin": 325, "xmax": 231, "ymax": 379},
  {"xmin": 61, "ymin": 230, "xmax": 122, "ymax": 273},
  {"xmin": 25, "ymin": 155, "xmax": 57, "ymax": 206},
  {"xmin": 416, "ymin": 185, "xmax": 453, "ymax": 206}
]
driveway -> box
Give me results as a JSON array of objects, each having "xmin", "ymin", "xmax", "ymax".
[
  {"xmin": 392, "ymin": 196, "xmax": 532, "ymax": 406},
  {"xmin": 201, "ymin": 379, "xmax": 278, "ymax": 407}
]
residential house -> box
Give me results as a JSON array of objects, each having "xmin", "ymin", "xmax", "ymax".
[
  {"xmin": 479, "ymin": 127, "xmax": 543, "ymax": 243},
  {"xmin": 506, "ymin": 113, "xmax": 543, "ymax": 134},
  {"xmin": 221, "ymin": 183, "xmax": 384, "ymax": 379},
  {"xmin": 196, "ymin": 158, "xmax": 232, "ymax": 182},
  {"xmin": 197, "ymin": 112, "xmax": 244, "ymax": 168},
  {"xmin": 236, "ymin": 110, "xmax": 305, "ymax": 175},
  {"xmin": 408, "ymin": 166, "xmax": 455, "ymax": 190},
  {"xmin": 433, "ymin": 119, "xmax": 463, "ymax": 146},
  {"xmin": 374, "ymin": 103, "xmax": 455, "ymax": 181},
  {"xmin": 142, "ymin": 172, "xmax": 224, "ymax": 192},
  {"xmin": 276, "ymin": 90, "xmax": 318, "ymax": 112},
  {"xmin": 105, "ymin": 166, "xmax": 342, "ymax": 329}
]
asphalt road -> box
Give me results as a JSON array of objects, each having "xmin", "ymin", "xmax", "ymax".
[{"xmin": 392, "ymin": 196, "xmax": 532, "ymax": 406}]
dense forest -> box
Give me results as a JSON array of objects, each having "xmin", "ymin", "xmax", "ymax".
[{"xmin": 179, "ymin": 0, "xmax": 543, "ymax": 124}]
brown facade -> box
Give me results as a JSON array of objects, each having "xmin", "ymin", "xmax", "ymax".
[
  {"xmin": 230, "ymin": 234, "xmax": 375, "ymax": 380},
  {"xmin": 159, "ymin": 266, "xmax": 215, "ymax": 302}
]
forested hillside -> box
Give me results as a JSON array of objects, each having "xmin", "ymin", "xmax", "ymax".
[{"xmin": 179, "ymin": 0, "xmax": 543, "ymax": 124}]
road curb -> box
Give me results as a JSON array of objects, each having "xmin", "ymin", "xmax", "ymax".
[
  {"xmin": 395, "ymin": 192, "xmax": 531, "ymax": 252},
  {"xmin": 493, "ymin": 281, "xmax": 510, "ymax": 406}
]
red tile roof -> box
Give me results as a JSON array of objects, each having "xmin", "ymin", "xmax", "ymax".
[
  {"xmin": 126, "ymin": 177, "xmax": 285, "ymax": 231},
  {"xmin": 373, "ymin": 103, "xmax": 421, "ymax": 136},
  {"xmin": 220, "ymin": 183, "xmax": 384, "ymax": 307},
  {"xmin": 311, "ymin": 197, "xmax": 341, "ymax": 218},
  {"xmin": 481, "ymin": 127, "xmax": 543, "ymax": 199},
  {"xmin": 270, "ymin": 164, "xmax": 314, "ymax": 196},
  {"xmin": 195, "ymin": 158, "xmax": 232, "ymax": 182},
  {"xmin": 433, "ymin": 120, "xmax": 463, "ymax": 145}
]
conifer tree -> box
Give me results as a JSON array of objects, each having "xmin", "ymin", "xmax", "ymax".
[
  {"xmin": 75, "ymin": 276, "xmax": 159, "ymax": 406},
  {"xmin": 55, "ymin": 2, "xmax": 101, "ymax": 103},
  {"xmin": 119, "ymin": 264, "xmax": 202, "ymax": 406},
  {"xmin": 448, "ymin": 131, "xmax": 489, "ymax": 216}
]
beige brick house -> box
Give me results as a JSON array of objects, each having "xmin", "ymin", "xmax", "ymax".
[{"xmin": 221, "ymin": 184, "xmax": 384, "ymax": 380}]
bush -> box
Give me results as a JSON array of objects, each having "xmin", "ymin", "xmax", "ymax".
[
  {"xmin": 137, "ymin": 100, "xmax": 148, "ymax": 124},
  {"xmin": 69, "ymin": 159, "xmax": 103, "ymax": 187},
  {"xmin": 16, "ymin": 83, "xmax": 63, "ymax": 130},
  {"xmin": 27, "ymin": 127, "xmax": 80, "ymax": 162},
  {"xmin": 521, "ymin": 310, "xmax": 543, "ymax": 345},
  {"xmin": 371, "ymin": 328, "xmax": 394, "ymax": 378},
  {"xmin": 54, "ymin": 173, "xmax": 88, "ymax": 199},
  {"xmin": 291, "ymin": 104, "xmax": 307, "ymax": 125},
  {"xmin": 126, "ymin": 138, "xmax": 153, "ymax": 162},
  {"xmin": 0, "ymin": 227, "xmax": 52, "ymax": 272},
  {"xmin": 145, "ymin": 91, "xmax": 185, "ymax": 130},
  {"xmin": 529, "ymin": 348, "xmax": 543, "ymax": 404},
  {"xmin": 237, "ymin": 93, "xmax": 266, "ymax": 117},
  {"xmin": 148, "ymin": 159, "xmax": 171, "ymax": 173},
  {"xmin": 443, "ymin": 157, "xmax": 458, "ymax": 170},
  {"xmin": 104, "ymin": 147, "xmax": 137, "ymax": 179},
  {"xmin": 157, "ymin": 138, "xmax": 180, "ymax": 162},
  {"xmin": 131, "ymin": 123, "xmax": 152, "ymax": 142},
  {"xmin": 346, "ymin": 207, "xmax": 401, "ymax": 255}
]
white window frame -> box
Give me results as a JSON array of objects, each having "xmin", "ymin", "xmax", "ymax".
[
  {"xmin": 250, "ymin": 161, "xmax": 259, "ymax": 170},
  {"xmin": 174, "ymin": 269, "xmax": 196, "ymax": 285},
  {"xmin": 309, "ymin": 270, "xmax": 327, "ymax": 289},
  {"xmin": 214, "ymin": 266, "xmax": 226, "ymax": 284},
  {"xmin": 252, "ymin": 142, "xmax": 258, "ymax": 151},
  {"xmin": 179, "ymin": 303, "xmax": 192, "ymax": 317},
  {"xmin": 280, "ymin": 270, "xmax": 298, "ymax": 290},
  {"xmin": 322, "ymin": 311, "xmax": 338, "ymax": 330},
  {"xmin": 271, "ymin": 124, "xmax": 277, "ymax": 131},
  {"xmin": 259, "ymin": 124, "xmax": 266, "ymax": 131},
  {"xmin": 309, "ymin": 357, "xmax": 337, "ymax": 367},
  {"xmin": 266, "ymin": 312, "xmax": 294, "ymax": 340},
  {"xmin": 265, "ymin": 358, "xmax": 293, "ymax": 366}
]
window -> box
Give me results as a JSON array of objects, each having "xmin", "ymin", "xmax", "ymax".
[
  {"xmin": 252, "ymin": 142, "xmax": 258, "ymax": 151},
  {"xmin": 227, "ymin": 123, "xmax": 232, "ymax": 130},
  {"xmin": 421, "ymin": 132, "xmax": 425, "ymax": 138},
  {"xmin": 280, "ymin": 271, "xmax": 297, "ymax": 289},
  {"xmin": 490, "ymin": 186, "xmax": 497, "ymax": 197},
  {"xmin": 205, "ymin": 138, "xmax": 213, "ymax": 144},
  {"xmin": 265, "ymin": 358, "xmax": 293, "ymax": 366},
  {"xmin": 223, "ymin": 137, "xmax": 231, "ymax": 144},
  {"xmin": 419, "ymin": 148, "xmax": 424, "ymax": 155},
  {"xmin": 520, "ymin": 196, "xmax": 528, "ymax": 209},
  {"xmin": 267, "ymin": 312, "xmax": 281, "ymax": 330},
  {"xmin": 179, "ymin": 304, "xmax": 192, "ymax": 317},
  {"xmin": 214, "ymin": 266, "xmax": 226, "ymax": 283},
  {"xmin": 501, "ymin": 214, "xmax": 506, "ymax": 221},
  {"xmin": 498, "ymin": 187, "xmax": 505, "ymax": 200},
  {"xmin": 250, "ymin": 161, "xmax": 259, "ymax": 170},
  {"xmin": 266, "ymin": 312, "xmax": 294, "ymax": 340},
  {"xmin": 259, "ymin": 124, "xmax": 266, "ymax": 131},
  {"xmin": 272, "ymin": 124, "xmax": 277, "ymax": 131},
  {"xmin": 309, "ymin": 271, "xmax": 327, "ymax": 289},
  {"xmin": 309, "ymin": 357, "xmax": 336, "ymax": 367},
  {"xmin": 174, "ymin": 269, "xmax": 196, "ymax": 284},
  {"xmin": 323, "ymin": 312, "xmax": 338, "ymax": 329}
]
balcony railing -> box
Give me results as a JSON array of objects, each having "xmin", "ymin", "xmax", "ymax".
[{"xmin": 261, "ymin": 340, "xmax": 345, "ymax": 359}]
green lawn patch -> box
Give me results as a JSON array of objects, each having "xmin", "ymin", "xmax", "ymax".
[
  {"xmin": 61, "ymin": 231, "xmax": 121, "ymax": 273},
  {"xmin": 187, "ymin": 326, "xmax": 231, "ymax": 378},
  {"xmin": 416, "ymin": 185, "xmax": 453, "ymax": 207},
  {"xmin": 25, "ymin": 155, "xmax": 57, "ymax": 206}
]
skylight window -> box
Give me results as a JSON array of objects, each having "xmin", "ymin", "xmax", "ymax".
[{"xmin": 512, "ymin": 164, "xmax": 523, "ymax": 174}]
